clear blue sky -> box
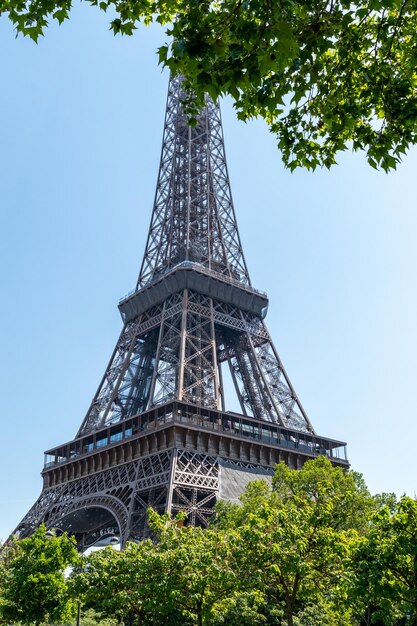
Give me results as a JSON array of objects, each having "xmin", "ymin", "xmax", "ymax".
[{"xmin": 1, "ymin": 6, "xmax": 416, "ymax": 541}]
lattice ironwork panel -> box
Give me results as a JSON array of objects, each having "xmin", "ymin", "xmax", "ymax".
[
  {"xmin": 171, "ymin": 486, "xmax": 217, "ymax": 527},
  {"xmin": 129, "ymin": 487, "xmax": 169, "ymax": 540},
  {"xmin": 15, "ymin": 459, "xmax": 142, "ymax": 539},
  {"xmin": 78, "ymin": 320, "xmax": 157, "ymax": 435},
  {"xmin": 222, "ymin": 315, "xmax": 314, "ymax": 432},
  {"xmin": 174, "ymin": 450, "xmax": 219, "ymax": 490},
  {"xmin": 135, "ymin": 451, "xmax": 173, "ymax": 491}
]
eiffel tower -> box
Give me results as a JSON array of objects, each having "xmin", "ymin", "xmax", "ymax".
[{"xmin": 14, "ymin": 75, "xmax": 348, "ymax": 547}]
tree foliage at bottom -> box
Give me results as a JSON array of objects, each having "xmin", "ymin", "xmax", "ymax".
[{"xmin": 1, "ymin": 457, "xmax": 416, "ymax": 626}]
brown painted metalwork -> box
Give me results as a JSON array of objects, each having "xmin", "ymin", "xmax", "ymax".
[{"xmin": 14, "ymin": 75, "xmax": 348, "ymax": 546}]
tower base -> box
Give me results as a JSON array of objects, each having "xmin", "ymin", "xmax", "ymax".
[{"xmin": 15, "ymin": 401, "xmax": 348, "ymax": 546}]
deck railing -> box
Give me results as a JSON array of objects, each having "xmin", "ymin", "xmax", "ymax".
[{"xmin": 44, "ymin": 404, "xmax": 348, "ymax": 469}]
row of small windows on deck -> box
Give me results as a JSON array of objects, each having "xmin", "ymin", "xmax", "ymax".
[
  {"xmin": 84, "ymin": 427, "xmax": 133, "ymax": 452},
  {"xmin": 44, "ymin": 409, "xmax": 347, "ymax": 468}
]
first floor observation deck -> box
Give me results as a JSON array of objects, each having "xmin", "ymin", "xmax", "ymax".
[{"xmin": 43, "ymin": 401, "xmax": 348, "ymax": 489}]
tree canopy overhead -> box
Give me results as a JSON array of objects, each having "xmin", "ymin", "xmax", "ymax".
[{"xmin": 2, "ymin": 0, "xmax": 417, "ymax": 171}]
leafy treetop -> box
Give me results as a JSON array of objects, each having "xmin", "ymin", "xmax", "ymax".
[{"xmin": 0, "ymin": 524, "xmax": 79, "ymax": 626}]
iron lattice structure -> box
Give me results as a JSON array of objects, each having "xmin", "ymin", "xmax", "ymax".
[{"xmin": 14, "ymin": 76, "xmax": 348, "ymax": 546}]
